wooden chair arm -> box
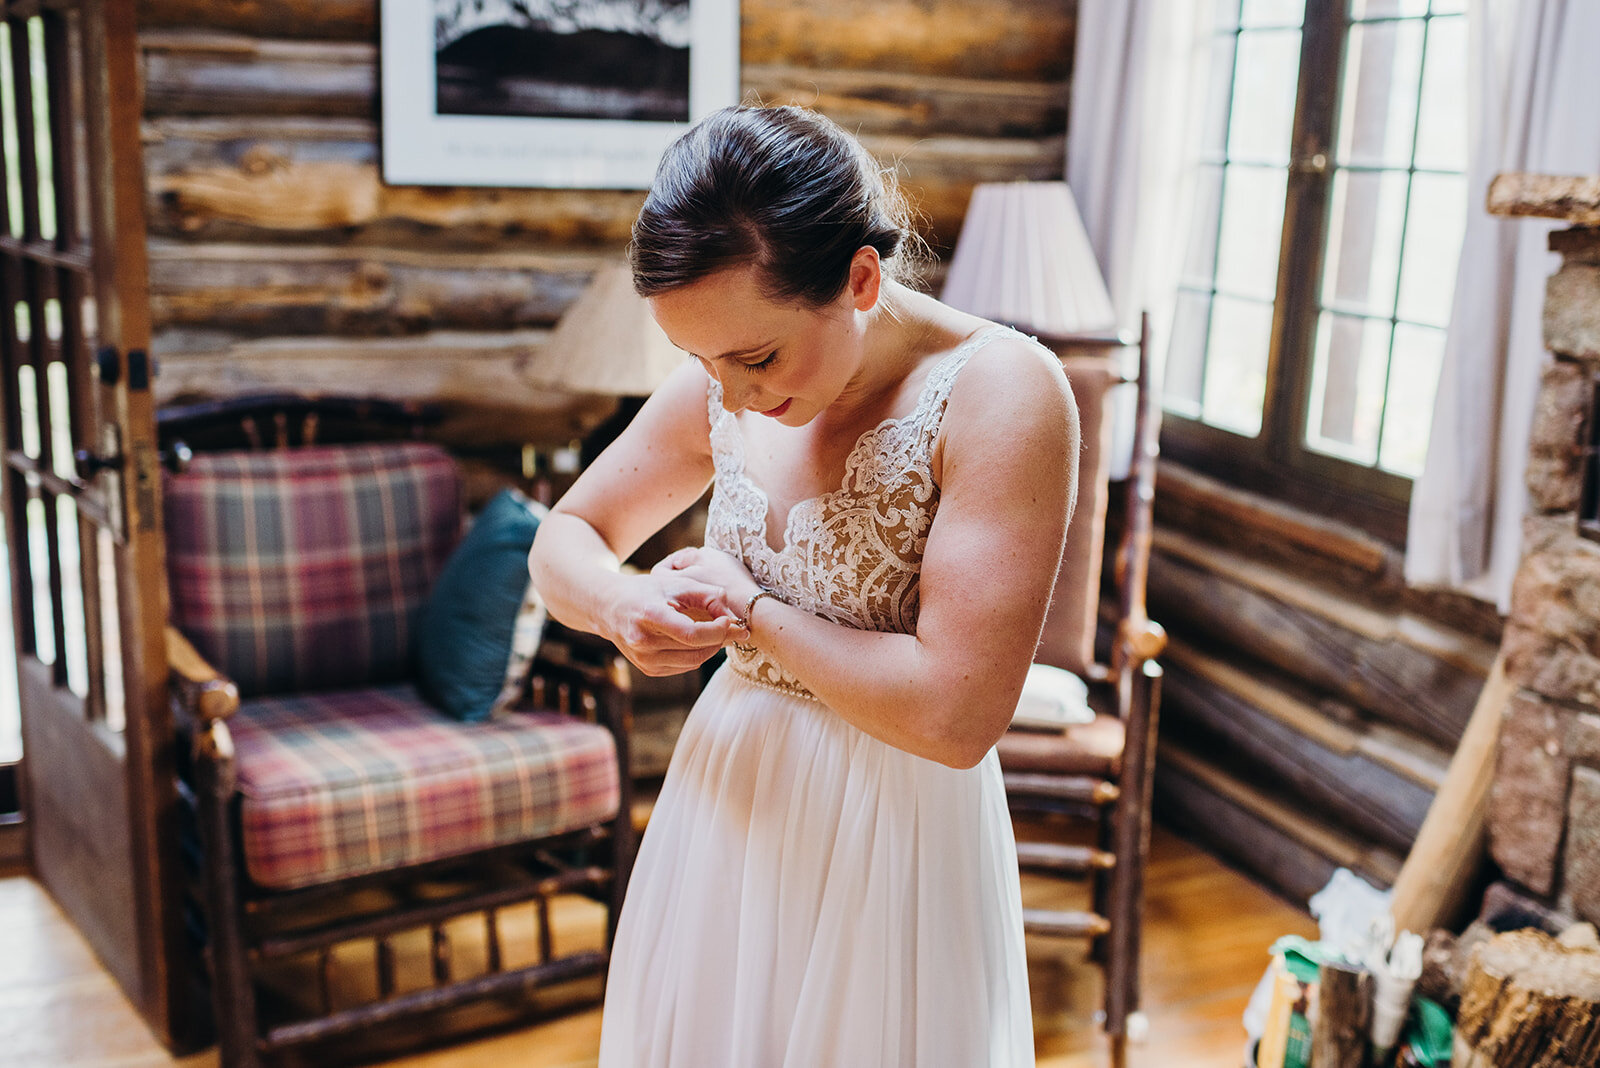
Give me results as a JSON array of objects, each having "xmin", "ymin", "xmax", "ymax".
[{"xmin": 166, "ymin": 625, "xmax": 241, "ymax": 726}]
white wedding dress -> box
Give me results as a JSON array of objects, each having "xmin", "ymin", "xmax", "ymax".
[{"xmin": 596, "ymin": 326, "xmax": 1037, "ymax": 1067}]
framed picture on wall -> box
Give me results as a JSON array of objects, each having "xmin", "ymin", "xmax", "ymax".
[{"xmin": 382, "ymin": 1, "xmax": 741, "ymax": 189}]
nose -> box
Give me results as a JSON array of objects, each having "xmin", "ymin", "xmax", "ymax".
[{"xmin": 719, "ymin": 376, "xmax": 758, "ymax": 413}]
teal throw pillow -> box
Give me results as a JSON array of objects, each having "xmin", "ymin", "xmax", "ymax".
[{"xmin": 418, "ymin": 487, "xmax": 548, "ymax": 722}]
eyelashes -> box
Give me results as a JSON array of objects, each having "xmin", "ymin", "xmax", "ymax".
[{"xmin": 740, "ymin": 352, "xmax": 777, "ymax": 372}]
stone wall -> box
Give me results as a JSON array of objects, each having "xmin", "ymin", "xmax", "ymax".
[{"xmin": 1484, "ymin": 176, "xmax": 1600, "ymax": 925}]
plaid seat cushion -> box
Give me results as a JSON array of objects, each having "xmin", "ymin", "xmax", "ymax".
[
  {"xmin": 230, "ymin": 684, "xmax": 620, "ymax": 890},
  {"xmin": 164, "ymin": 443, "xmax": 461, "ymax": 696}
]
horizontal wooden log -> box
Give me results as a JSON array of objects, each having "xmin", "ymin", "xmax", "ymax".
[
  {"xmin": 1155, "ymin": 743, "xmax": 1403, "ymax": 905},
  {"xmin": 139, "ymin": 33, "xmax": 1070, "ymax": 141},
  {"xmin": 137, "ymin": 0, "xmax": 376, "ymax": 40},
  {"xmin": 150, "ymin": 329, "xmax": 619, "ymax": 446},
  {"xmin": 140, "ymin": 0, "xmax": 1075, "ymax": 81},
  {"xmin": 740, "ymin": 0, "xmax": 1073, "ymax": 81},
  {"xmin": 143, "ymin": 117, "xmax": 1061, "ymax": 249},
  {"xmin": 1161, "ymin": 641, "xmax": 1438, "ymax": 852},
  {"xmin": 1149, "ymin": 528, "xmax": 1492, "ymax": 747},
  {"xmin": 147, "ymin": 240, "xmax": 610, "ymax": 335}
]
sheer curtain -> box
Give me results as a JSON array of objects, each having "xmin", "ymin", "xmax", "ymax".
[
  {"xmin": 1404, "ymin": 0, "xmax": 1600, "ymax": 610},
  {"xmin": 1064, "ymin": 0, "xmax": 1209, "ymax": 476}
]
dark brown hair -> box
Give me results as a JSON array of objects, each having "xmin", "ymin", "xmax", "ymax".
[{"xmin": 630, "ymin": 105, "xmax": 924, "ymax": 305}]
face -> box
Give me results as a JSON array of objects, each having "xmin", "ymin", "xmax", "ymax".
[{"xmin": 647, "ymin": 254, "xmax": 879, "ymax": 426}]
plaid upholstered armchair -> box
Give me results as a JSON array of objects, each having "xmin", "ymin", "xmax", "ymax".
[{"xmin": 160, "ymin": 408, "xmax": 635, "ymax": 1066}]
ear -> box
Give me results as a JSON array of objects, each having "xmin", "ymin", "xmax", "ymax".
[{"xmin": 845, "ymin": 246, "xmax": 883, "ymax": 312}]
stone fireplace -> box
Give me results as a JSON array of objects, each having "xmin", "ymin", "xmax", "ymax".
[{"xmin": 1484, "ymin": 174, "xmax": 1600, "ymax": 927}]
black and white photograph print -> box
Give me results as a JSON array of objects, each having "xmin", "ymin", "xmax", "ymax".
[
  {"xmin": 381, "ymin": 0, "xmax": 738, "ymax": 189},
  {"xmin": 434, "ymin": 0, "xmax": 692, "ymax": 124}
]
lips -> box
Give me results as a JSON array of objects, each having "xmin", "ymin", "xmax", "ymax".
[{"xmin": 759, "ymin": 399, "xmax": 792, "ymax": 417}]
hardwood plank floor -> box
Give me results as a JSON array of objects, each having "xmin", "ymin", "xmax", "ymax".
[{"xmin": 0, "ymin": 824, "xmax": 1314, "ymax": 1067}]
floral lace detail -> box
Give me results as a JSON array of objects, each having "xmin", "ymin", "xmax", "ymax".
[{"xmin": 705, "ymin": 326, "xmax": 1032, "ymax": 699}]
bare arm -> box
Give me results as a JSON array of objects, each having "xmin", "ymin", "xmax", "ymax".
[
  {"xmin": 529, "ymin": 359, "xmax": 742, "ymax": 675},
  {"xmin": 671, "ymin": 339, "xmax": 1079, "ymax": 767}
]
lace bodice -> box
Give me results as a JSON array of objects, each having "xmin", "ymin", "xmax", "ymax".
[{"xmin": 705, "ymin": 325, "xmax": 1029, "ymax": 699}]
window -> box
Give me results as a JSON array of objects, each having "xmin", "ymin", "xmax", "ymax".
[{"xmin": 1163, "ymin": 0, "xmax": 1468, "ymax": 543}]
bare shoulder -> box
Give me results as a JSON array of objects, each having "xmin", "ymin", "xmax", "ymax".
[
  {"xmin": 943, "ymin": 333, "xmax": 1078, "ymax": 446},
  {"xmin": 627, "ymin": 356, "xmax": 719, "ymax": 457}
]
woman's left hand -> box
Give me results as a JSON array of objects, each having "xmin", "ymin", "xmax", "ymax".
[{"xmin": 653, "ymin": 546, "xmax": 763, "ymax": 633}]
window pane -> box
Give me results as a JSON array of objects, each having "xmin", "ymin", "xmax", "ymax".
[
  {"xmin": 1184, "ymin": 165, "xmax": 1225, "ymax": 286},
  {"xmin": 1241, "ymin": 0, "xmax": 1305, "ymax": 26},
  {"xmin": 1201, "ymin": 33, "xmax": 1238, "ymax": 158},
  {"xmin": 28, "ymin": 17, "xmax": 55, "ymax": 243},
  {"xmin": 1165, "ymin": 290, "xmax": 1211, "ymax": 418},
  {"xmin": 1379, "ymin": 323, "xmax": 1446, "ymax": 476},
  {"xmin": 1216, "ymin": 164, "xmax": 1288, "ymax": 301},
  {"xmin": 1306, "ymin": 311, "xmax": 1393, "ymax": 465},
  {"xmin": 0, "ymin": 520, "xmax": 18, "ymax": 762},
  {"xmin": 1396, "ymin": 172, "xmax": 1466, "ymax": 328},
  {"xmin": 1414, "ymin": 14, "xmax": 1467, "ymax": 172},
  {"xmin": 1349, "ymin": 0, "xmax": 1430, "ymax": 18},
  {"xmin": 1335, "ymin": 19, "xmax": 1424, "ymax": 170},
  {"xmin": 98, "ymin": 527, "xmax": 124, "ymax": 732},
  {"xmin": 1213, "ymin": 0, "xmax": 1243, "ymax": 31},
  {"xmin": 1428, "ymin": 0, "xmax": 1466, "ymax": 13},
  {"xmin": 1202, "ymin": 295, "xmax": 1273, "ymax": 436},
  {"xmin": 1322, "ymin": 169, "xmax": 1408, "ymax": 317},
  {"xmin": 1228, "ymin": 29, "xmax": 1303, "ymax": 164}
]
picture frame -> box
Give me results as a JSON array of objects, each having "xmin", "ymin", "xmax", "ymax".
[{"xmin": 382, "ymin": 1, "xmax": 741, "ymax": 189}]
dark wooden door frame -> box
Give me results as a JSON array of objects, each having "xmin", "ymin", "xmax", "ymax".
[{"xmin": 0, "ymin": 0, "xmax": 184, "ymax": 1047}]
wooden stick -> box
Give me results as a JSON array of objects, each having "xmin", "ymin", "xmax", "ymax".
[
  {"xmin": 1312, "ymin": 960, "xmax": 1374, "ymax": 1068},
  {"xmin": 1388, "ymin": 653, "xmax": 1511, "ymax": 936}
]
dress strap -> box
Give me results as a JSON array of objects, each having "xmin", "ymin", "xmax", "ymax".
[{"xmin": 908, "ymin": 324, "xmax": 1032, "ymax": 454}]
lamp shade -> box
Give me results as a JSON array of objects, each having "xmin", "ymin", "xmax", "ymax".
[
  {"xmin": 536, "ymin": 262, "xmax": 685, "ymax": 396},
  {"xmin": 940, "ymin": 181, "xmax": 1117, "ymax": 338}
]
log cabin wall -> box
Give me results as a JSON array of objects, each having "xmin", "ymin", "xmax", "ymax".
[
  {"xmin": 133, "ymin": 1, "xmax": 1502, "ymax": 905},
  {"xmin": 1146, "ymin": 463, "xmax": 1502, "ymax": 904},
  {"xmin": 135, "ymin": 0, "xmax": 1074, "ymax": 451}
]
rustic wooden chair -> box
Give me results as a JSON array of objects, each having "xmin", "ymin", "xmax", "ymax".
[
  {"xmin": 159, "ymin": 397, "xmax": 636, "ymax": 1066},
  {"xmin": 997, "ymin": 316, "xmax": 1166, "ymax": 1068}
]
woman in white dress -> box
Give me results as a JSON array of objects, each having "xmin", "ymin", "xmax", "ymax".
[{"xmin": 529, "ymin": 104, "xmax": 1079, "ymax": 1067}]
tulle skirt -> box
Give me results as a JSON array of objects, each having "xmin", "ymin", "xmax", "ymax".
[{"xmin": 596, "ymin": 665, "xmax": 1035, "ymax": 1067}]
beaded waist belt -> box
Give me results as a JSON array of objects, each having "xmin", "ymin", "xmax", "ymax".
[{"xmin": 727, "ymin": 652, "xmax": 819, "ymax": 702}]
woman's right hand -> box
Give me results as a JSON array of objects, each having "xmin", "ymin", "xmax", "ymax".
[{"xmin": 603, "ymin": 572, "xmax": 742, "ymax": 676}]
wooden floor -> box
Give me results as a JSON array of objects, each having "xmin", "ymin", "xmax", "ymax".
[{"xmin": 0, "ymin": 823, "xmax": 1314, "ymax": 1068}]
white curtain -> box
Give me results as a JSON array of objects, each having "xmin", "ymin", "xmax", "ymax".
[
  {"xmin": 1065, "ymin": 0, "xmax": 1209, "ymax": 477},
  {"xmin": 1404, "ymin": 0, "xmax": 1600, "ymax": 610}
]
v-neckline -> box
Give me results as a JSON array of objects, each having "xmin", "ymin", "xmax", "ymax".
[{"xmin": 725, "ymin": 325, "xmax": 1005, "ymax": 558}]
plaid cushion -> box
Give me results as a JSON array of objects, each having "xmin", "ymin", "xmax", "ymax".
[
  {"xmin": 164, "ymin": 443, "xmax": 461, "ymax": 696},
  {"xmin": 230, "ymin": 684, "xmax": 620, "ymax": 890}
]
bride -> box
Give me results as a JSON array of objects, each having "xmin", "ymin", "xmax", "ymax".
[{"xmin": 529, "ymin": 103, "xmax": 1079, "ymax": 1067}]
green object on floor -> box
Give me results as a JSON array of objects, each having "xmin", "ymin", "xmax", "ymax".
[{"xmin": 1402, "ymin": 997, "xmax": 1455, "ymax": 1067}]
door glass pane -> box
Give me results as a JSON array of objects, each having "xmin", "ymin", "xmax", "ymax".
[
  {"xmin": 1321, "ymin": 169, "xmax": 1408, "ymax": 317},
  {"xmin": 0, "ymin": 23, "xmax": 19, "ymax": 239},
  {"xmin": 0, "ymin": 518, "xmax": 19, "ymax": 761},
  {"xmin": 55, "ymin": 495, "xmax": 86, "ymax": 697},
  {"xmin": 1335, "ymin": 19, "xmax": 1424, "ymax": 170},
  {"xmin": 1202, "ymin": 295, "xmax": 1273, "ymax": 436},
  {"xmin": 1379, "ymin": 323, "xmax": 1446, "ymax": 476},
  {"xmin": 28, "ymin": 17, "xmax": 55, "ymax": 242},
  {"xmin": 1216, "ymin": 164, "xmax": 1288, "ymax": 301},
  {"xmin": 98, "ymin": 526, "xmax": 123, "ymax": 732},
  {"xmin": 26, "ymin": 491, "xmax": 54, "ymax": 665},
  {"xmin": 1306, "ymin": 311, "xmax": 1393, "ymax": 464},
  {"xmin": 16, "ymin": 363, "xmax": 39, "ymax": 458},
  {"xmin": 1228, "ymin": 29, "xmax": 1302, "ymax": 164},
  {"xmin": 47, "ymin": 359, "xmax": 73, "ymax": 480}
]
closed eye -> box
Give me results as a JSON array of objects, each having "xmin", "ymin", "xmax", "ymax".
[{"xmin": 739, "ymin": 351, "xmax": 777, "ymax": 372}]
